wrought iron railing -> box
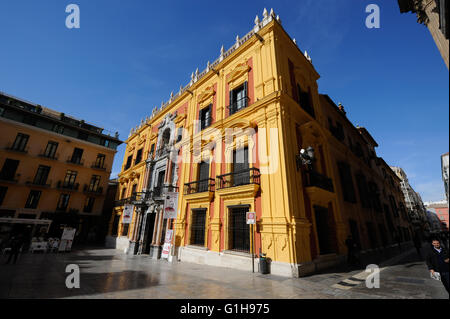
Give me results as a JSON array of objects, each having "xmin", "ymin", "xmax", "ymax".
[
  {"xmin": 66, "ymin": 156, "xmax": 84, "ymax": 166},
  {"xmin": 303, "ymin": 170, "xmax": 334, "ymax": 192},
  {"xmin": 184, "ymin": 178, "xmax": 215, "ymax": 195},
  {"xmin": 56, "ymin": 181, "xmax": 79, "ymax": 190},
  {"xmin": 217, "ymin": 168, "xmax": 260, "ymax": 189},
  {"xmin": 153, "ymin": 185, "xmax": 179, "ymax": 197},
  {"xmin": 83, "ymin": 184, "xmax": 103, "ymax": 194},
  {"xmin": 227, "ymin": 96, "xmax": 249, "ymax": 116}
]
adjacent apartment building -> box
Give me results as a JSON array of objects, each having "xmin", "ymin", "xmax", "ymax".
[
  {"xmin": 0, "ymin": 92, "xmax": 122, "ymax": 243},
  {"xmin": 391, "ymin": 166, "xmax": 429, "ymax": 237},
  {"xmin": 107, "ymin": 9, "xmax": 413, "ymax": 277}
]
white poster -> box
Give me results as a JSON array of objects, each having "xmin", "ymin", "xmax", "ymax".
[
  {"xmin": 61, "ymin": 227, "xmax": 76, "ymax": 240},
  {"xmin": 161, "ymin": 229, "xmax": 173, "ymax": 259},
  {"xmin": 163, "ymin": 192, "xmax": 179, "ymax": 219},
  {"xmin": 122, "ymin": 204, "xmax": 134, "ymax": 224}
]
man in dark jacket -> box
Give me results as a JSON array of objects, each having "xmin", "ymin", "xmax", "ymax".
[
  {"xmin": 425, "ymin": 239, "xmax": 449, "ymax": 294},
  {"xmin": 5, "ymin": 235, "xmax": 24, "ymax": 264}
]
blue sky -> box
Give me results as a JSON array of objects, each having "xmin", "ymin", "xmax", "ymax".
[{"xmin": 0, "ymin": 1, "xmax": 448, "ymax": 202}]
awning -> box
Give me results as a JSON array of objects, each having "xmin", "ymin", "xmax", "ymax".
[{"xmin": 0, "ymin": 218, "xmax": 52, "ymax": 225}]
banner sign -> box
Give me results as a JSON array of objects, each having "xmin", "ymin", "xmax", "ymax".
[
  {"xmin": 122, "ymin": 204, "xmax": 134, "ymax": 224},
  {"xmin": 59, "ymin": 227, "xmax": 76, "ymax": 252},
  {"xmin": 163, "ymin": 192, "xmax": 179, "ymax": 219},
  {"xmin": 161, "ymin": 229, "xmax": 174, "ymax": 259}
]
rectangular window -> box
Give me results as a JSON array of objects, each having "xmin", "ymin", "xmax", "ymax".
[
  {"xmin": 232, "ymin": 147, "xmax": 249, "ymax": 186},
  {"xmin": 190, "ymin": 209, "xmax": 206, "ymax": 246},
  {"xmin": 125, "ymin": 155, "xmax": 132, "ymax": 170},
  {"xmin": 0, "ymin": 186, "xmax": 7, "ymax": 206},
  {"xmin": 52, "ymin": 124, "xmax": 64, "ymax": 134},
  {"xmin": 94, "ymin": 153, "xmax": 105, "ymax": 168},
  {"xmin": 25, "ymin": 190, "xmax": 41, "ymax": 209},
  {"xmin": 149, "ymin": 144, "xmax": 155, "ymax": 157},
  {"xmin": 88, "ymin": 175, "xmax": 101, "ymax": 192},
  {"xmin": 229, "ymin": 207, "xmax": 250, "ymax": 253},
  {"xmin": 57, "ymin": 194, "xmax": 70, "ymax": 211},
  {"xmin": 43, "ymin": 141, "xmax": 58, "ymax": 159},
  {"xmin": 11, "ymin": 133, "xmax": 29, "ymax": 151},
  {"xmin": 135, "ymin": 149, "xmax": 143, "ymax": 165},
  {"xmin": 0, "ymin": 159, "xmax": 20, "ymax": 181},
  {"xmin": 33, "ymin": 165, "xmax": 51, "ymax": 185},
  {"xmin": 199, "ymin": 104, "xmax": 212, "ymax": 130},
  {"xmin": 356, "ymin": 173, "xmax": 371, "ymax": 209},
  {"xmin": 389, "ymin": 195, "xmax": 399, "ymax": 217},
  {"xmin": 63, "ymin": 170, "xmax": 77, "ymax": 187},
  {"xmin": 337, "ymin": 162, "xmax": 357, "ymax": 203},
  {"xmin": 83, "ymin": 197, "xmax": 95, "ymax": 213},
  {"xmin": 70, "ymin": 148, "xmax": 84, "ymax": 164},
  {"xmin": 229, "ymin": 82, "xmax": 248, "ymax": 116},
  {"xmin": 197, "ymin": 161, "xmax": 210, "ymax": 192},
  {"xmin": 296, "ymin": 83, "xmax": 315, "ymax": 118}
]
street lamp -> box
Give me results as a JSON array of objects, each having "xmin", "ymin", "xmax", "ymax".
[{"xmin": 296, "ymin": 146, "xmax": 315, "ymax": 170}]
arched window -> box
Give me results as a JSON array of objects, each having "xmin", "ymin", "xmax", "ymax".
[{"xmin": 161, "ymin": 128, "xmax": 171, "ymax": 148}]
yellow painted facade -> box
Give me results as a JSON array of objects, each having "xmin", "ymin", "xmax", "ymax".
[
  {"xmin": 111, "ymin": 11, "xmax": 413, "ymax": 276},
  {"xmin": 0, "ymin": 92, "xmax": 121, "ymax": 242}
]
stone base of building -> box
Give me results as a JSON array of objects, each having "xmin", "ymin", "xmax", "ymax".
[
  {"xmin": 105, "ymin": 236, "xmax": 130, "ymax": 252},
  {"xmin": 176, "ymin": 246, "xmax": 349, "ymax": 277},
  {"xmin": 149, "ymin": 245, "xmax": 162, "ymax": 259}
]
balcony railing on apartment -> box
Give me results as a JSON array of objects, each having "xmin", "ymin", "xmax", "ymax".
[
  {"xmin": 66, "ymin": 156, "xmax": 84, "ymax": 166},
  {"xmin": 56, "ymin": 181, "xmax": 79, "ymax": 190},
  {"xmin": 113, "ymin": 187, "xmax": 179, "ymax": 207},
  {"xmin": 227, "ymin": 96, "xmax": 249, "ymax": 116},
  {"xmin": 26, "ymin": 179, "xmax": 52, "ymax": 188},
  {"xmin": 217, "ymin": 168, "xmax": 260, "ymax": 189},
  {"xmin": 184, "ymin": 178, "xmax": 215, "ymax": 195},
  {"xmin": 38, "ymin": 151, "xmax": 59, "ymax": 160},
  {"xmin": 303, "ymin": 170, "xmax": 334, "ymax": 193},
  {"xmin": 0, "ymin": 173, "xmax": 19, "ymax": 183},
  {"xmin": 83, "ymin": 184, "xmax": 103, "ymax": 195},
  {"xmin": 91, "ymin": 163, "xmax": 106, "ymax": 170},
  {"xmin": 4, "ymin": 142, "xmax": 29, "ymax": 154}
]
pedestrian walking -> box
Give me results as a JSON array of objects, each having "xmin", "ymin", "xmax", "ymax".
[
  {"xmin": 5, "ymin": 235, "xmax": 24, "ymax": 265},
  {"xmin": 413, "ymin": 233, "xmax": 422, "ymax": 259},
  {"xmin": 345, "ymin": 235, "xmax": 358, "ymax": 267},
  {"xmin": 425, "ymin": 238, "xmax": 449, "ymax": 294}
]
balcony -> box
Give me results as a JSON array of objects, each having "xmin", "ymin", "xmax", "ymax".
[
  {"xmin": 184, "ymin": 178, "xmax": 215, "ymax": 195},
  {"xmin": 66, "ymin": 156, "xmax": 84, "ymax": 166},
  {"xmin": 303, "ymin": 170, "xmax": 334, "ymax": 193},
  {"xmin": 217, "ymin": 168, "xmax": 260, "ymax": 189},
  {"xmin": 227, "ymin": 96, "xmax": 249, "ymax": 116},
  {"xmin": 4, "ymin": 142, "xmax": 29, "ymax": 154},
  {"xmin": 0, "ymin": 173, "xmax": 19, "ymax": 184},
  {"xmin": 38, "ymin": 151, "xmax": 59, "ymax": 161},
  {"xmin": 83, "ymin": 184, "xmax": 103, "ymax": 195},
  {"xmin": 152, "ymin": 185, "xmax": 179, "ymax": 198},
  {"xmin": 91, "ymin": 163, "xmax": 106, "ymax": 170},
  {"xmin": 56, "ymin": 181, "xmax": 79, "ymax": 191},
  {"xmin": 26, "ymin": 179, "xmax": 52, "ymax": 188}
]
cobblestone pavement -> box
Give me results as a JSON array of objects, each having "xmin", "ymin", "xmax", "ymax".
[{"xmin": 0, "ymin": 247, "xmax": 447, "ymax": 299}]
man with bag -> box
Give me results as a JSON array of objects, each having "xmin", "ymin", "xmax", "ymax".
[{"xmin": 425, "ymin": 238, "xmax": 449, "ymax": 294}]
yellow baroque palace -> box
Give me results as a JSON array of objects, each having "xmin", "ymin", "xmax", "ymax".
[{"xmin": 107, "ymin": 9, "xmax": 413, "ymax": 277}]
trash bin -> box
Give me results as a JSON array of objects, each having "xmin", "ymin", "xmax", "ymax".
[{"xmin": 259, "ymin": 253, "xmax": 269, "ymax": 274}]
